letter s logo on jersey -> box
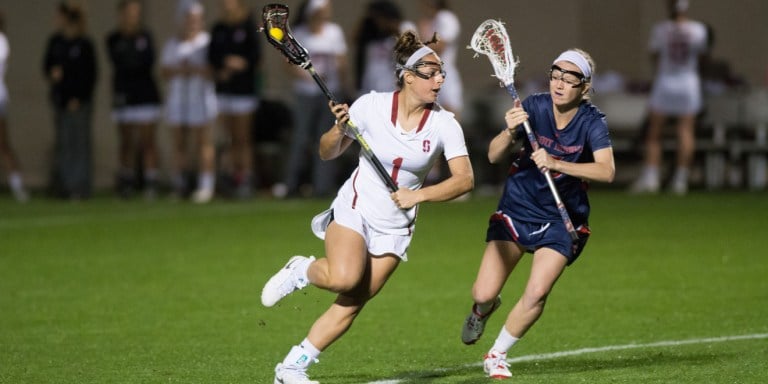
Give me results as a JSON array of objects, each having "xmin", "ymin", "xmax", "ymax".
[{"xmin": 422, "ymin": 140, "xmax": 431, "ymax": 153}]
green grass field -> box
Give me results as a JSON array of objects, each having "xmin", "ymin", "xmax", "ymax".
[{"xmin": 1, "ymin": 190, "xmax": 767, "ymax": 383}]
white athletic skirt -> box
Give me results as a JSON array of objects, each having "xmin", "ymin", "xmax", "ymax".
[
  {"xmin": 112, "ymin": 104, "xmax": 161, "ymax": 124},
  {"xmin": 311, "ymin": 199, "xmax": 412, "ymax": 261},
  {"xmin": 216, "ymin": 94, "xmax": 259, "ymax": 115},
  {"xmin": 648, "ymin": 73, "xmax": 702, "ymax": 115}
]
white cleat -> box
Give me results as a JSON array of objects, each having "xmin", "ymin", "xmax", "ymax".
[
  {"xmin": 483, "ymin": 349, "xmax": 512, "ymax": 379},
  {"xmin": 461, "ymin": 296, "xmax": 501, "ymax": 345},
  {"xmin": 274, "ymin": 363, "xmax": 319, "ymax": 384},
  {"xmin": 261, "ymin": 256, "xmax": 315, "ymax": 307},
  {"xmin": 191, "ymin": 188, "xmax": 214, "ymax": 203}
]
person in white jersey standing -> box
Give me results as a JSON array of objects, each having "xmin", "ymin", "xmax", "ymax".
[
  {"xmin": 0, "ymin": 10, "xmax": 29, "ymax": 202},
  {"xmin": 630, "ymin": 0, "xmax": 707, "ymax": 195},
  {"xmin": 260, "ymin": 30, "xmax": 474, "ymax": 384}
]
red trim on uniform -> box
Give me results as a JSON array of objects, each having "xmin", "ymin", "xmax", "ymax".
[
  {"xmin": 351, "ymin": 168, "xmax": 360, "ymax": 208},
  {"xmin": 391, "ymin": 91, "xmax": 399, "ymax": 125},
  {"xmin": 491, "ymin": 211, "xmax": 519, "ymax": 241},
  {"xmin": 390, "ymin": 91, "xmax": 433, "ymax": 133}
]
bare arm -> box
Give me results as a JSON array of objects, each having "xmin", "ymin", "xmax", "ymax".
[
  {"xmin": 390, "ymin": 155, "xmax": 474, "ymax": 209},
  {"xmin": 531, "ymin": 147, "xmax": 615, "ymax": 183},
  {"xmin": 489, "ymin": 103, "xmax": 527, "ymax": 163},
  {"xmin": 318, "ymin": 101, "xmax": 354, "ymax": 160}
]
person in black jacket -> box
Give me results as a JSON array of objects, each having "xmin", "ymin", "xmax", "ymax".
[
  {"xmin": 43, "ymin": 1, "xmax": 97, "ymax": 200},
  {"xmin": 208, "ymin": 0, "xmax": 261, "ymax": 198},
  {"xmin": 106, "ymin": 0, "xmax": 162, "ymax": 200}
]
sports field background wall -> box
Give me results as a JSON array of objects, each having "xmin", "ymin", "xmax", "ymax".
[{"xmin": 3, "ymin": 0, "xmax": 767, "ymax": 188}]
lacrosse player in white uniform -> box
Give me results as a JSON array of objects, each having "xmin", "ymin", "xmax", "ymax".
[
  {"xmin": 161, "ymin": 1, "xmax": 218, "ymax": 203},
  {"xmin": 630, "ymin": 0, "xmax": 707, "ymax": 195},
  {"xmin": 261, "ymin": 30, "xmax": 474, "ymax": 384}
]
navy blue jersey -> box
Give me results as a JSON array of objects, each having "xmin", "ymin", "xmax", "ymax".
[{"xmin": 498, "ymin": 93, "xmax": 611, "ymax": 225}]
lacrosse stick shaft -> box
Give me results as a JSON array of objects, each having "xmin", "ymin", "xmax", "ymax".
[
  {"xmin": 306, "ymin": 66, "xmax": 399, "ymax": 192},
  {"xmin": 505, "ymin": 84, "xmax": 579, "ymax": 241}
]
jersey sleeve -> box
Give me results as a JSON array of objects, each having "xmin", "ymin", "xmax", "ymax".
[
  {"xmin": 588, "ymin": 115, "xmax": 612, "ymax": 152},
  {"xmin": 441, "ymin": 117, "xmax": 469, "ymax": 160}
]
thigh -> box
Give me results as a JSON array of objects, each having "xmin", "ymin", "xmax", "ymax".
[
  {"xmin": 526, "ymin": 247, "xmax": 569, "ymax": 296},
  {"xmin": 473, "ymin": 240, "xmax": 524, "ymax": 299},
  {"xmin": 335, "ymin": 254, "xmax": 400, "ymax": 307},
  {"xmin": 323, "ymin": 221, "xmax": 369, "ymax": 288}
]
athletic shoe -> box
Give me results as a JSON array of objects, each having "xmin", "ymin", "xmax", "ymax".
[
  {"xmin": 12, "ymin": 187, "xmax": 29, "ymax": 203},
  {"xmin": 461, "ymin": 296, "xmax": 501, "ymax": 345},
  {"xmin": 261, "ymin": 256, "xmax": 315, "ymax": 307},
  {"xmin": 274, "ymin": 363, "xmax": 319, "ymax": 384},
  {"xmin": 192, "ymin": 188, "xmax": 214, "ymax": 203},
  {"xmin": 628, "ymin": 176, "xmax": 660, "ymax": 194},
  {"xmin": 483, "ymin": 350, "xmax": 512, "ymax": 379}
]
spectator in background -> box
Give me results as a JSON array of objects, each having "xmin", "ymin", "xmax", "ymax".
[
  {"xmin": 354, "ymin": 0, "xmax": 414, "ymax": 96},
  {"xmin": 417, "ymin": 0, "xmax": 461, "ymax": 118},
  {"xmin": 106, "ymin": 0, "xmax": 162, "ymax": 200},
  {"xmin": 208, "ymin": 0, "xmax": 261, "ymax": 199},
  {"xmin": 272, "ymin": 0, "xmax": 350, "ymax": 199},
  {"xmin": 160, "ymin": 1, "xmax": 217, "ymax": 203},
  {"xmin": 416, "ymin": 0, "xmax": 462, "ymax": 185},
  {"xmin": 43, "ymin": 1, "xmax": 97, "ymax": 200},
  {"xmin": 0, "ymin": 10, "xmax": 29, "ymax": 202},
  {"xmin": 629, "ymin": 0, "xmax": 707, "ymax": 195}
]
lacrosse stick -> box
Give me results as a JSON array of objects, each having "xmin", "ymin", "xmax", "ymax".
[
  {"xmin": 261, "ymin": 3, "xmax": 398, "ymax": 192},
  {"xmin": 470, "ymin": 19, "xmax": 578, "ymax": 241}
]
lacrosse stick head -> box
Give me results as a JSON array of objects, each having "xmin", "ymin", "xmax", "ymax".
[
  {"xmin": 262, "ymin": 3, "xmax": 310, "ymax": 66},
  {"xmin": 469, "ymin": 19, "xmax": 517, "ymax": 87}
]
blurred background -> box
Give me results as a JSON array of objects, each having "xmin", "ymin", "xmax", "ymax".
[{"xmin": 2, "ymin": 0, "xmax": 767, "ymax": 196}]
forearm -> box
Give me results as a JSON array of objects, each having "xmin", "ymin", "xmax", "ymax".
[
  {"xmin": 416, "ymin": 172, "xmax": 474, "ymax": 203},
  {"xmin": 551, "ymin": 159, "xmax": 615, "ymax": 183},
  {"xmin": 488, "ymin": 128, "xmax": 519, "ymax": 164},
  {"xmin": 318, "ymin": 122, "xmax": 350, "ymax": 160}
]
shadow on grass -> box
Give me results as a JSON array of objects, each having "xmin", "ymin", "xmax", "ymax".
[{"xmin": 323, "ymin": 351, "xmax": 731, "ymax": 383}]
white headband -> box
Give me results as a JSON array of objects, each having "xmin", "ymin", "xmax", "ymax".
[
  {"xmin": 397, "ymin": 46, "xmax": 436, "ymax": 78},
  {"xmin": 553, "ymin": 50, "xmax": 592, "ymax": 79}
]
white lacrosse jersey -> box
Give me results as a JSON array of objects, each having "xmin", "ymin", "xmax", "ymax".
[
  {"xmin": 647, "ymin": 19, "xmax": 708, "ymax": 115},
  {"xmin": 336, "ymin": 91, "xmax": 468, "ymax": 235},
  {"xmin": 0, "ymin": 32, "xmax": 8, "ymax": 106},
  {"xmin": 161, "ymin": 32, "xmax": 218, "ymax": 125},
  {"xmin": 292, "ymin": 22, "xmax": 347, "ymax": 96}
]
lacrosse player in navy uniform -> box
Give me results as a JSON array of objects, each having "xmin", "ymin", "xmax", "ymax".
[
  {"xmin": 460, "ymin": 49, "xmax": 615, "ymax": 379},
  {"xmin": 261, "ymin": 30, "xmax": 473, "ymax": 384}
]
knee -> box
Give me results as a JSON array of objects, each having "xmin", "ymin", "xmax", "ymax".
[
  {"xmin": 471, "ymin": 284, "xmax": 500, "ymax": 305},
  {"xmin": 522, "ymin": 285, "xmax": 551, "ymax": 310},
  {"xmin": 324, "ymin": 273, "xmax": 361, "ymax": 294}
]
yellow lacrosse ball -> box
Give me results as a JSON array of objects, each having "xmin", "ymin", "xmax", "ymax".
[{"xmin": 269, "ymin": 27, "xmax": 284, "ymax": 41}]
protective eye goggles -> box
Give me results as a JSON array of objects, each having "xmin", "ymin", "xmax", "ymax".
[
  {"xmin": 548, "ymin": 65, "xmax": 587, "ymax": 87},
  {"xmin": 400, "ymin": 60, "xmax": 447, "ymax": 80}
]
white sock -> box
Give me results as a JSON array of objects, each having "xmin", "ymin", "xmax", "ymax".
[
  {"xmin": 283, "ymin": 339, "xmax": 321, "ymax": 368},
  {"xmin": 8, "ymin": 172, "xmax": 23, "ymax": 192},
  {"xmin": 673, "ymin": 167, "xmax": 689, "ymax": 183},
  {"xmin": 642, "ymin": 165, "xmax": 659, "ymax": 182},
  {"xmin": 198, "ymin": 172, "xmax": 214, "ymax": 191},
  {"xmin": 491, "ymin": 326, "xmax": 519, "ymax": 354},
  {"xmin": 298, "ymin": 256, "xmax": 315, "ymax": 284}
]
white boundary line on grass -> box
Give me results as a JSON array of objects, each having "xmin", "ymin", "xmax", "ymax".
[{"xmin": 367, "ymin": 333, "xmax": 768, "ymax": 384}]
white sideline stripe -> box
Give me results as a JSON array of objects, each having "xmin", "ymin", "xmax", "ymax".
[{"xmin": 367, "ymin": 333, "xmax": 768, "ymax": 384}]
